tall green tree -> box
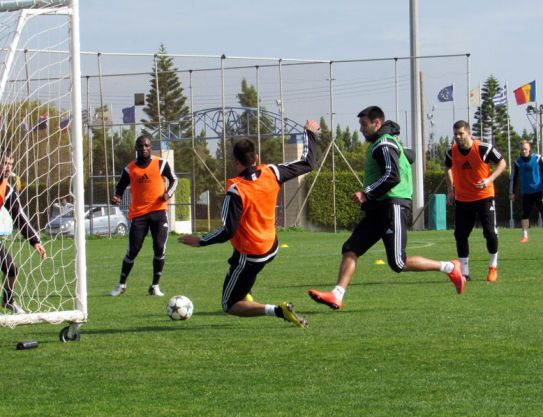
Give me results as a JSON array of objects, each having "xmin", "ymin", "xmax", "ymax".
[
  {"xmin": 142, "ymin": 43, "xmax": 190, "ymax": 139},
  {"xmin": 472, "ymin": 75, "xmax": 518, "ymax": 162},
  {"xmin": 235, "ymin": 78, "xmax": 279, "ymax": 163}
]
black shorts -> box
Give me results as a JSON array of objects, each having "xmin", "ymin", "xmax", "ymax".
[
  {"xmin": 126, "ymin": 210, "xmax": 169, "ymax": 259},
  {"xmin": 454, "ymin": 198, "xmax": 497, "ymax": 236},
  {"xmin": 222, "ymin": 244, "xmax": 278, "ymax": 312},
  {"xmin": 521, "ymin": 191, "xmax": 543, "ymax": 219},
  {"xmin": 342, "ymin": 203, "xmax": 410, "ymax": 273}
]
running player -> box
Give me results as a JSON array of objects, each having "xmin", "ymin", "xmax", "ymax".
[{"xmin": 308, "ymin": 106, "xmax": 464, "ymax": 311}]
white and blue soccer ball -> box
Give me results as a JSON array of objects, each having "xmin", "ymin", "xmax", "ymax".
[{"xmin": 166, "ymin": 295, "xmax": 194, "ymax": 321}]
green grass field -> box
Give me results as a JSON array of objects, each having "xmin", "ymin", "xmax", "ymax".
[{"xmin": 1, "ymin": 228, "xmax": 542, "ymax": 417}]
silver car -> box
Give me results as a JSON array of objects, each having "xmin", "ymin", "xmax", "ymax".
[{"xmin": 45, "ymin": 204, "xmax": 129, "ymax": 236}]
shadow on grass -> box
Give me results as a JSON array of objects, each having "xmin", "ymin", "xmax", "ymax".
[
  {"xmin": 287, "ymin": 279, "xmax": 449, "ymax": 288},
  {"xmin": 81, "ymin": 322, "xmax": 237, "ymax": 336}
]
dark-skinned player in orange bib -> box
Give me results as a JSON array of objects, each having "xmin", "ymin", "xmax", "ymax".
[
  {"xmin": 179, "ymin": 120, "xmax": 320, "ymax": 328},
  {"xmin": 110, "ymin": 135, "xmax": 177, "ymax": 297}
]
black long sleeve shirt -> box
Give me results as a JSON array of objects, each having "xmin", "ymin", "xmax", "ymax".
[
  {"xmin": 200, "ymin": 129, "xmax": 317, "ymax": 251},
  {"xmin": 1, "ymin": 181, "xmax": 41, "ymax": 246}
]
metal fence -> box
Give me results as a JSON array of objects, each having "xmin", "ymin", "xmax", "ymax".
[{"xmin": 80, "ymin": 51, "xmax": 471, "ymax": 232}]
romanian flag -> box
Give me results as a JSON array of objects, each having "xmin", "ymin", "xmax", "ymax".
[{"xmin": 513, "ymin": 81, "xmax": 536, "ymax": 105}]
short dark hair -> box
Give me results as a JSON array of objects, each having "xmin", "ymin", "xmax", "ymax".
[
  {"xmin": 357, "ymin": 106, "xmax": 385, "ymax": 122},
  {"xmin": 135, "ymin": 135, "xmax": 151, "ymax": 147},
  {"xmin": 453, "ymin": 120, "xmax": 470, "ymax": 131},
  {"xmin": 233, "ymin": 139, "xmax": 257, "ymax": 168}
]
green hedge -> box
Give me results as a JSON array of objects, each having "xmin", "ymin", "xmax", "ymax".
[
  {"xmin": 175, "ymin": 178, "xmax": 191, "ymax": 220},
  {"xmin": 306, "ymin": 171, "xmax": 363, "ymax": 230},
  {"xmin": 306, "ymin": 170, "xmax": 521, "ymax": 229}
]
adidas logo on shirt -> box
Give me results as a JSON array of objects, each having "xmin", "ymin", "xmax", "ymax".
[
  {"xmin": 461, "ymin": 161, "xmax": 472, "ymax": 170},
  {"xmin": 138, "ymin": 173, "xmax": 150, "ymax": 183}
]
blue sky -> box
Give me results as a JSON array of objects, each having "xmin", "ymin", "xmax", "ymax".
[{"xmin": 79, "ymin": 0, "xmax": 543, "ymax": 148}]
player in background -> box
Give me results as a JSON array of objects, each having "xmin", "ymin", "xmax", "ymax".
[
  {"xmin": 110, "ymin": 135, "xmax": 177, "ymax": 297},
  {"xmin": 307, "ymin": 106, "xmax": 464, "ymax": 311},
  {"xmin": 179, "ymin": 120, "xmax": 320, "ymax": 328},
  {"xmin": 0, "ymin": 147, "xmax": 47, "ymax": 314},
  {"xmin": 445, "ymin": 120, "xmax": 506, "ymax": 282},
  {"xmin": 509, "ymin": 140, "xmax": 543, "ymax": 243}
]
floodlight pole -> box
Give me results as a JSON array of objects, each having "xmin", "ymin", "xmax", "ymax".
[{"xmin": 410, "ymin": 0, "xmax": 424, "ymax": 230}]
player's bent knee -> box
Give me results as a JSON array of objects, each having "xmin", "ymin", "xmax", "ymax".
[{"xmin": 388, "ymin": 262, "xmax": 404, "ymax": 273}]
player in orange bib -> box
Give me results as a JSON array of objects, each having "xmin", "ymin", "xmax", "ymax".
[
  {"xmin": 445, "ymin": 120, "xmax": 506, "ymax": 283},
  {"xmin": 180, "ymin": 120, "xmax": 320, "ymax": 328},
  {"xmin": 110, "ymin": 135, "xmax": 177, "ymax": 297},
  {"xmin": 0, "ymin": 147, "xmax": 47, "ymax": 314}
]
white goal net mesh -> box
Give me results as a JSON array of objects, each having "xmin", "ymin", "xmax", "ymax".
[{"xmin": 0, "ymin": 1, "xmax": 85, "ymax": 328}]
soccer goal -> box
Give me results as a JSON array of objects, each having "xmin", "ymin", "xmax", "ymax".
[{"xmin": 0, "ymin": 0, "xmax": 86, "ymax": 341}]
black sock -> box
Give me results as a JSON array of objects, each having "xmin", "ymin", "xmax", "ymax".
[
  {"xmin": 152, "ymin": 258, "xmax": 164, "ymax": 286},
  {"xmin": 274, "ymin": 306, "xmax": 284, "ymax": 318},
  {"xmin": 120, "ymin": 260, "xmax": 134, "ymax": 285}
]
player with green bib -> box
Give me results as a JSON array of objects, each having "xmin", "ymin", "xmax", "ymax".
[{"xmin": 308, "ymin": 106, "xmax": 464, "ymax": 310}]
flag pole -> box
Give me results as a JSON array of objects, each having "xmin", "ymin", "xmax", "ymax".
[
  {"xmin": 479, "ymin": 85, "xmax": 483, "ymax": 141},
  {"xmin": 505, "ymin": 82, "xmax": 514, "ymax": 228},
  {"xmin": 452, "ymin": 81, "xmax": 456, "ymax": 123},
  {"xmin": 466, "ymin": 54, "xmax": 471, "ymax": 125}
]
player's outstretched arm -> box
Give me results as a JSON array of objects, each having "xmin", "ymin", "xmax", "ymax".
[
  {"xmin": 178, "ymin": 234, "xmax": 201, "ymax": 247},
  {"xmin": 273, "ymin": 119, "xmax": 319, "ymax": 182}
]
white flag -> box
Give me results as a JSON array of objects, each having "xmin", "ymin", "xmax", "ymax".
[
  {"xmin": 197, "ymin": 190, "xmax": 210, "ymax": 205},
  {"xmin": 469, "ymin": 86, "xmax": 481, "ymax": 107},
  {"xmin": 94, "ymin": 107, "xmax": 113, "ymax": 127}
]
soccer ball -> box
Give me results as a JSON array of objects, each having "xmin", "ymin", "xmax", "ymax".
[{"xmin": 166, "ymin": 295, "xmax": 194, "ymax": 321}]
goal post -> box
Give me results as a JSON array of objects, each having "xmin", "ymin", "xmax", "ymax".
[{"xmin": 0, "ymin": 0, "xmax": 87, "ymax": 337}]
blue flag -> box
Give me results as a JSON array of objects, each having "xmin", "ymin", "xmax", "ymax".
[
  {"xmin": 122, "ymin": 106, "xmax": 135, "ymax": 124},
  {"xmin": 437, "ymin": 85, "xmax": 454, "ymax": 102},
  {"xmin": 33, "ymin": 112, "xmax": 48, "ymax": 131},
  {"xmin": 60, "ymin": 117, "xmax": 70, "ymax": 132},
  {"xmin": 492, "ymin": 89, "xmax": 507, "ymax": 107}
]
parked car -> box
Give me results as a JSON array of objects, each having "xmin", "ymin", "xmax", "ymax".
[{"xmin": 44, "ymin": 204, "xmax": 129, "ymax": 237}]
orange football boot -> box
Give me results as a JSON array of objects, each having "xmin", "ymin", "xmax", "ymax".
[
  {"xmin": 487, "ymin": 266, "xmax": 498, "ymax": 283},
  {"xmin": 307, "ymin": 289, "xmax": 343, "ymax": 310},
  {"xmin": 448, "ymin": 260, "xmax": 465, "ymax": 294}
]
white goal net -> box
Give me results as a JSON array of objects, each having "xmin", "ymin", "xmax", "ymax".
[{"xmin": 0, "ymin": 0, "xmax": 86, "ymax": 333}]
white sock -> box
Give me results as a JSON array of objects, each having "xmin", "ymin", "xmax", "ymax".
[
  {"xmin": 523, "ymin": 229, "xmax": 528, "ymax": 238},
  {"xmin": 264, "ymin": 304, "xmax": 276, "ymax": 316},
  {"xmin": 489, "ymin": 253, "xmax": 498, "ymax": 268},
  {"xmin": 459, "ymin": 257, "xmax": 469, "ymax": 276},
  {"xmin": 440, "ymin": 261, "xmax": 454, "ymax": 274},
  {"xmin": 332, "ymin": 285, "xmax": 345, "ymax": 300}
]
